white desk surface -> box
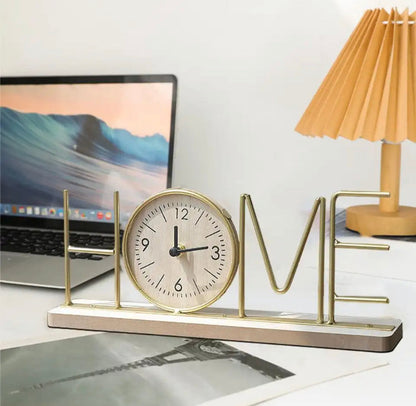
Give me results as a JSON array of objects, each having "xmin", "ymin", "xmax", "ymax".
[{"xmin": 1, "ymin": 234, "xmax": 415, "ymax": 405}]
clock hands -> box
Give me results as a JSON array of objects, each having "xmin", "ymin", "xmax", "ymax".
[
  {"xmin": 177, "ymin": 246, "xmax": 209, "ymax": 254},
  {"xmin": 174, "ymin": 225, "xmax": 179, "ymax": 249},
  {"xmin": 169, "ymin": 226, "xmax": 181, "ymax": 257},
  {"xmin": 169, "ymin": 245, "xmax": 209, "ymax": 257},
  {"xmin": 169, "ymin": 226, "xmax": 209, "ymax": 257}
]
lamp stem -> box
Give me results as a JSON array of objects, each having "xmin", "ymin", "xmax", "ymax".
[{"xmin": 379, "ymin": 142, "xmax": 401, "ymax": 213}]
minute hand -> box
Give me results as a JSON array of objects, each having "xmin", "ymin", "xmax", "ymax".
[{"xmin": 176, "ymin": 246, "xmax": 209, "ymax": 253}]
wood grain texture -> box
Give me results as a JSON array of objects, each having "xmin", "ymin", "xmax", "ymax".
[
  {"xmin": 123, "ymin": 191, "xmax": 238, "ymax": 313},
  {"xmin": 346, "ymin": 204, "xmax": 416, "ymax": 236},
  {"xmin": 47, "ymin": 305, "xmax": 403, "ymax": 352},
  {"xmin": 379, "ymin": 142, "xmax": 401, "ymax": 212}
]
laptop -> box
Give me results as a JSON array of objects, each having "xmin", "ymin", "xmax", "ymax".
[{"xmin": 0, "ymin": 75, "xmax": 177, "ymax": 288}]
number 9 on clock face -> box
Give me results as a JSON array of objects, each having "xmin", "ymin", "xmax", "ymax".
[{"xmin": 122, "ymin": 189, "xmax": 239, "ymax": 313}]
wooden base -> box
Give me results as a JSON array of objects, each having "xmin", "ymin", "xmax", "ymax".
[
  {"xmin": 48, "ymin": 301, "xmax": 402, "ymax": 353},
  {"xmin": 346, "ymin": 205, "xmax": 416, "ymax": 236}
]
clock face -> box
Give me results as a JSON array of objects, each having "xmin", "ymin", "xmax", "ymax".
[{"xmin": 123, "ymin": 189, "xmax": 239, "ymax": 312}]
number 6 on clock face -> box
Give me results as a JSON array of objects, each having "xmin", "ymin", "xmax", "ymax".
[{"xmin": 122, "ymin": 189, "xmax": 239, "ymax": 313}]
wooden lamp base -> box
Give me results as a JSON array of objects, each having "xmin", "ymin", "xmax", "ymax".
[{"xmin": 346, "ymin": 205, "xmax": 416, "ymax": 236}]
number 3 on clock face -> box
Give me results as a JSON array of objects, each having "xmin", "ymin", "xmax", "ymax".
[{"xmin": 122, "ymin": 189, "xmax": 239, "ymax": 313}]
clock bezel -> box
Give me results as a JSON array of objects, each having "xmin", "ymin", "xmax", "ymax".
[{"xmin": 122, "ymin": 188, "xmax": 239, "ymax": 313}]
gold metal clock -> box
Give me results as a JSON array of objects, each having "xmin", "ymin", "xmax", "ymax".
[
  {"xmin": 49, "ymin": 188, "xmax": 403, "ymax": 353},
  {"xmin": 122, "ymin": 189, "xmax": 239, "ymax": 313}
]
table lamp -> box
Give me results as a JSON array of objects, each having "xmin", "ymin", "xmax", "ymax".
[{"xmin": 295, "ymin": 8, "xmax": 416, "ymax": 236}]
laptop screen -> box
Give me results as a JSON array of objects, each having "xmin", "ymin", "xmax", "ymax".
[{"xmin": 0, "ymin": 75, "xmax": 176, "ymax": 230}]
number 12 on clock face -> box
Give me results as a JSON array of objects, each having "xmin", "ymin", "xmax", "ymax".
[{"xmin": 123, "ymin": 189, "xmax": 239, "ymax": 313}]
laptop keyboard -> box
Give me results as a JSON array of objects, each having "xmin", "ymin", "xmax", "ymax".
[{"xmin": 1, "ymin": 228, "xmax": 120, "ymax": 260}]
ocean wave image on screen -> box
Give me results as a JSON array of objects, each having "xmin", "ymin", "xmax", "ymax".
[{"xmin": 0, "ymin": 107, "xmax": 169, "ymax": 219}]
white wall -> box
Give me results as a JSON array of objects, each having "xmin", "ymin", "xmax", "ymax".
[{"xmin": 1, "ymin": 0, "xmax": 415, "ymax": 309}]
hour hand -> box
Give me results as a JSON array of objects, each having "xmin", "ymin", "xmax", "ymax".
[
  {"xmin": 174, "ymin": 225, "xmax": 178, "ymax": 249},
  {"xmin": 169, "ymin": 226, "xmax": 180, "ymax": 257}
]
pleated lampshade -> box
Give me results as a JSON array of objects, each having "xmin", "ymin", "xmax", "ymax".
[
  {"xmin": 296, "ymin": 8, "xmax": 415, "ymax": 141},
  {"xmin": 296, "ymin": 8, "xmax": 416, "ymax": 236}
]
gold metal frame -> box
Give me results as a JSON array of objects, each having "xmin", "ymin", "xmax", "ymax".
[
  {"xmin": 237, "ymin": 190, "xmax": 393, "ymax": 329},
  {"xmin": 328, "ymin": 191, "xmax": 391, "ymax": 324},
  {"xmin": 121, "ymin": 188, "xmax": 239, "ymax": 313},
  {"xmin": 238, "ymin": 194, "xmax": 326, "ymax": 323},
  {"xmin": 56, "ymin": 188, "xmax": 402, "ymax": 351},
  {"xmin": 63, "ymin": 189, "xmax": 121, "ymax": 308}
]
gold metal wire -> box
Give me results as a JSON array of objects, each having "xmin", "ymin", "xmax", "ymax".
[
  {"xmin": 63, "ymin": 190, "xmax": 121, "ymax": 308},
  {"xmin": 239, "ymin": 194, "xmax": 326, "ymax": 323},
  {"xmin": 114, "ymin": 191, "xmax": 121, "ymax": 309},
  {"xmin": 238, "ymin": 194, "xmax": 246, "ymax": 317},
  {"xmin": 63, "ymin": 190, "xmax": 71, "ymax": 306},
  {"xmin": 61, "ymin": 189, "xmax": 397, "ymax": 333},
  {"xmin": 328, "ymin": 190, "xmax": 391, "ymax": 324}
]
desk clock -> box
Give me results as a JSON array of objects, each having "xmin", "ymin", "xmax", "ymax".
[
  {"xmin": 48, "ymin": 189, "xmax": 403, "ymax": 352},
  {"xmin": 123, "ymin": 189, "xmax": 239, "ymax": 313}
]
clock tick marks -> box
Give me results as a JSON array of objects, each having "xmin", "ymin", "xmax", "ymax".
[
  {"xmin": 195, "ymin": 211, "xmax": 204, "ymax": 225},
  {"xmin": 193, "ymin": 278, "xmax": 201, "ymax": 294},
  {"xmin": 125, "ymin": 190, "xmax": 238, "ymax": 312},
  {"xmin": 159, "ymin": 206, "xmax": 167, "ymax": 222},
  {"xmin": 205, "ymin": 229, "xmax": 220, "ymax": 238},
  {"xmin": 140, "ymin": 261, "xmax": 155, "ymax": 270},
  {"xmin": 155, "ymin": 274, "xmax": 165, "ymax": 289},
  {"xmin": 204, "ymin": 267, "xmax": 218, "ymax": 280},
  {"xmin": 143, "ymin": 223, "xmax": 156, "ymax": 233}
]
